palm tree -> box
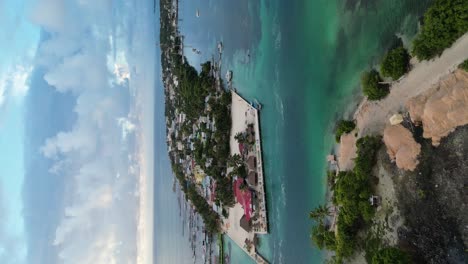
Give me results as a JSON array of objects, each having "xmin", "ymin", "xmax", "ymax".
[
  {"xmin": 309, "ymin": 205, "xmax": 330, "ymax": 223},
  {"xmin": 228, "ymin": 154, "xmax": 243, "ymax": 167},
  {"xmin": 234, "ymin": 132, "xmax": 246, "ymax": 144}
]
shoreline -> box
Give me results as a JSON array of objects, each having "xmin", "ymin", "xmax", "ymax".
[
  {"xmin": 336, "ymin": 32, "xmax": 468, "ymax": 173},
  {"xmin": 353, "ymin": 33, "xmax": 468, "ymax": 138},
  {"xmin": 326, "ymin": 32, "xmax": 468, "ymax": 262}
]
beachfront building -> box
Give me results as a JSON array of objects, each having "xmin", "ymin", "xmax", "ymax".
[{"xmin": 240, "ymin": 215, "xmax": 252, "ymax": 232}]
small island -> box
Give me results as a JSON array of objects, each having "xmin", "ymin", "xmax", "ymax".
[{"xmin": 159, "ymin": 0, "xmax": 269, "ymax": 262}]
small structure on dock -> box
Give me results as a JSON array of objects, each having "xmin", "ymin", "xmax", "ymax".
[{"xmin": 240, "ymin": 215, "xmax": 252, "ymax": 232}]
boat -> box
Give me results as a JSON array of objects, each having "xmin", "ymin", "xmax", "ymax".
[
  {"xmin": 217, "ymin": 41, "xmax": 223, "ymax": 53},
  {"xmin": 255, "ymin": 99, "xmax": 262, "ymax": 110},
  {"xmin": 196, "ymin": 9, "xmax": 200, "ymax": 18},
  {"xmin": 251, "ymin": 99, "xmax": 262, "ymax": 110},
  {"xmin": 225, "ymin": 70, "xmax": 233, "ymax": 82}
]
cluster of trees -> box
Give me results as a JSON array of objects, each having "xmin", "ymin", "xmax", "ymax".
[
  {"xmin": 335, "ymin": 120, "xmax": 356, "ymax": 142},
  {"xmin": 187, "ymin": 184, "xmax": 220, "ymax": 234},
  {"xmin": 173, "ymin": 60, "xmax": 214, "ymax": 121},
  {"xmin": 412, "ymin": 0, "xmax": 468, "ymax": 60},
  {"xmin": 310, "ymin": 136, "xmax": 382, "ymax": 262},
  {"xmin": 361, "ymin": 70, "xmax": 389, "ymax": 101},
  {"xmin": 371, "ymin": 247, "xmax": 410, "ymax": 264},
  {"xmin": 380, "ymin": 46, "xmax": 410, "ymax": 80},
  {"xmin": 160, "ymin": 0, "xmax": 236, "ymax": 230}
]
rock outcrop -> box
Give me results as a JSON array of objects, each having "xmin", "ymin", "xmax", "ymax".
[
  {"xmin": 407, "ymin": 69, "xmax": 468, "ymax": 146},
  {"xmin": 383, "ymin": 124, "xmax": 421, "ymax": 171}
]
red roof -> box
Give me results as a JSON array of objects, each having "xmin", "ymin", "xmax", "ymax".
[{"xmin": 234, "ymin": 178, "xmax": 252, "ymax": 221}]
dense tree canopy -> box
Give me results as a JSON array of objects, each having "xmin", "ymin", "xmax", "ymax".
[
  {"xmin": 361, "ymin": 70, "xmax": 389, "ymax": 101},
  {"xmin": 381, "ymin": 46, "xmax": 410, "ymax": 80},
  {"xmin": 335, "ymin": 120, "xmax": 356, "ymax": 142},
  {"xmin": 312, "ymin": 136, "xmax": 381, "ymax": 262},
  {"xmin": 311, "ymin": 223, "xmax": 336, "ymax": 250},
  {"xmin": 372, "ymin": 247, "xmax": 410, "ymax": 264},
  {"xmin": 412, "ymin": 0, "xmax": 468, "ymax": 60}
]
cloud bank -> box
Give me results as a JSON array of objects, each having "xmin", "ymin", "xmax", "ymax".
[{"xmin": 26, "ymin": 0, "xmax": 155, "ymax": 263}]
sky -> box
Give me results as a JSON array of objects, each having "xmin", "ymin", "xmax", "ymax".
[{"xmin": 0, "ymin": 0, "xmax": 156, "ymax": 263}]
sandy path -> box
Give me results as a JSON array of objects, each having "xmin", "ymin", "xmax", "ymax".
[{"xmin": 355, "ymin": 33, "xmax": 468, "ymax": 136}]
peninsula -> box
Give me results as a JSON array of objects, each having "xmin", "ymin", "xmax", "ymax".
[{"xmin": 159, "ymin": 0, "xmax": 269, "ymax": 262}]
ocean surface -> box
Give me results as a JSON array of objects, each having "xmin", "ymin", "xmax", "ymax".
[{"xmin": 154, "ymin": 0, "xmax": 433, "ymax": 263}]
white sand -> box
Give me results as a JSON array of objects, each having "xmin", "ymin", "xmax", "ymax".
[
  {"xmin": 338, "ymin": 132, "xmax": 357, "ymax": 171},
  {"xmin": 223, "ymin": 204, "xmax": 254, "ymax": 254},
  {"xmin": 355, "ymin": 33, "xmax": 468, "ymax": 136},
  {"xmin": 230, "ymin": 91, "xmax": 257, "ymax": 156}
]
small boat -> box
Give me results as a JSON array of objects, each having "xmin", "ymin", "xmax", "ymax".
[
  {"xmin": 225, "ymin": 70, "xmax": 233, "ymax": 82},
  {"xmin": 251, "ymin": 99, "xmax": 262, "ymax": 110},
  {"xmin": 196, "ymin": 9, "xmax": 200, "ymax": 18},
  {"xmin": 217, "ymin": 42, "xmax": 223, "ymax": 53}
]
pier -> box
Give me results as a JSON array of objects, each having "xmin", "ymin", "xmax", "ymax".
[{"xmin": 225, "ymin": 90, "xmax": 269, "ymax": 264}]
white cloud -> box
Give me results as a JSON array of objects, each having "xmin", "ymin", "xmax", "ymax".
[
  {"xmin": 0, "ymin": 65, "xmax": 32, "ymax": 107},
  {"xmin": 117, "ymin": 117, "xmax": 136, "ymax": 140},
  {"xmin": 29, "ymin": 0, "xmax": 153, "ymax": 263},
  {"xmin": 0, "ymin": 184, "xmax": 26, "ymax": 264}
]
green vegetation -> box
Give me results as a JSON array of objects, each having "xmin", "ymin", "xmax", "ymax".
[
  {"xmin": 361, "ymin": 70, "xmax": 389, "ymax": 101},
  {"xmin": 335, "ymin": 120, "xmax": 356, "ymax": 142},
  {"xmin": 187, "ymin": 185, "xmax": 220, "ymax": 233},
  {"xmin": 381, "ymin": 46, "xmax": 410, "ymax": 80},
  {"xmin": 327, "ymin": 170, "xmax": 337, "ymax": 189},
  {"xmin": 371, "ymin": 247, "xmax": 410, "ymax": 264},
  {"xmin": 412, "ymin": 0, "xmax": 468, "ymax": 60},
  {"xmin": 160, "ymin": 0, "xmax": 236, "ymax": 234},
  {"xmin": 310, "ymin": 136, "xmax": 382, "ymax": 262},
  {"xmin": 309, "ymin": 205, "xmax": 330, "ymax": 223},
  {"xmin": 218, "ymin": 233, "xmax": 224, "ymax": 264},
  {"xmin": 459, "ymin": 59, "xmax": 468, "ymax": 71},
  {"xmin": 311, "ymin": 223, "xmax": 336, "ymax": 250}
]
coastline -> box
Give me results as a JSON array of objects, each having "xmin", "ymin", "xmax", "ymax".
[
  {"xmin": 326, "ymin": 32, "xmax": 468, "ymax": 263},
  {"xmin": 336, "ymin": 32, "xmax": 468, "ymax": 174},
  {"xmin": 353, "ymin": 33, "xmax": 468, "ymax": 137}
]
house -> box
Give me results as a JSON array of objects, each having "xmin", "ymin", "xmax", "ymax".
[
  {"xmin": 247, "ymin": 156, "xmax": 257, "ymax": 171},
  {"xmin": 194, "ymin": 165, "xmax": 205, "ymax": 184},
  {"xmin": 177, "ymin": 141, "xmax": 183, "ymax": 151},
  {"xmin": 199, "ymin": 116, "xmax": 208, "ymax": 124},
  {"xmin": 240, "ymin": 214, "xmax": 251, "ymax": 232},
  {"xmin": 247, "ymin": 171, "xmax": 258, "ymax": 186}
]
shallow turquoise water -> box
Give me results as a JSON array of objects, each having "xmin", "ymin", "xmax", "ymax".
[{"xmin": 156, "ymin": 0, "xmax": 433, "ymax": 263}]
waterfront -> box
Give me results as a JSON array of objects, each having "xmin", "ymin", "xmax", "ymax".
[{"xmin": 155, "ymin": 0, "xmax": 435, "ymax": 263}]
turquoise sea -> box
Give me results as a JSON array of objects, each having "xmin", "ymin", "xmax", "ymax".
[{"xmin": 154, "ymin": 0, "xmax": 433, "ymax": 263}]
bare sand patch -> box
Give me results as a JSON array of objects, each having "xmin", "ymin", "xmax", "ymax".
[{"xmin": 338, "ymin": 132, "xmax": 357, "ymax": 171}]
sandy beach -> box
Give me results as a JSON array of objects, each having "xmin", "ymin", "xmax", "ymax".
[{"xmin": 354, "ymin": 33, "xmax": 468, "ymax": 137}]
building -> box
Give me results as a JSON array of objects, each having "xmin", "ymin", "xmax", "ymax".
[
  {"xmin": 247, "ymin": 171, "xmax": 258, "ymax": 186},
  {"xmin": 247, "ymin": 156, "xmax": 257, "ymax": 171},
  {"xmin": 194, "ymin": 165, "xmax": 205, "ymax": 184},
  {"xmin": 240, "ymin": 214, "xmax": 251, "ymax": 232}
]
